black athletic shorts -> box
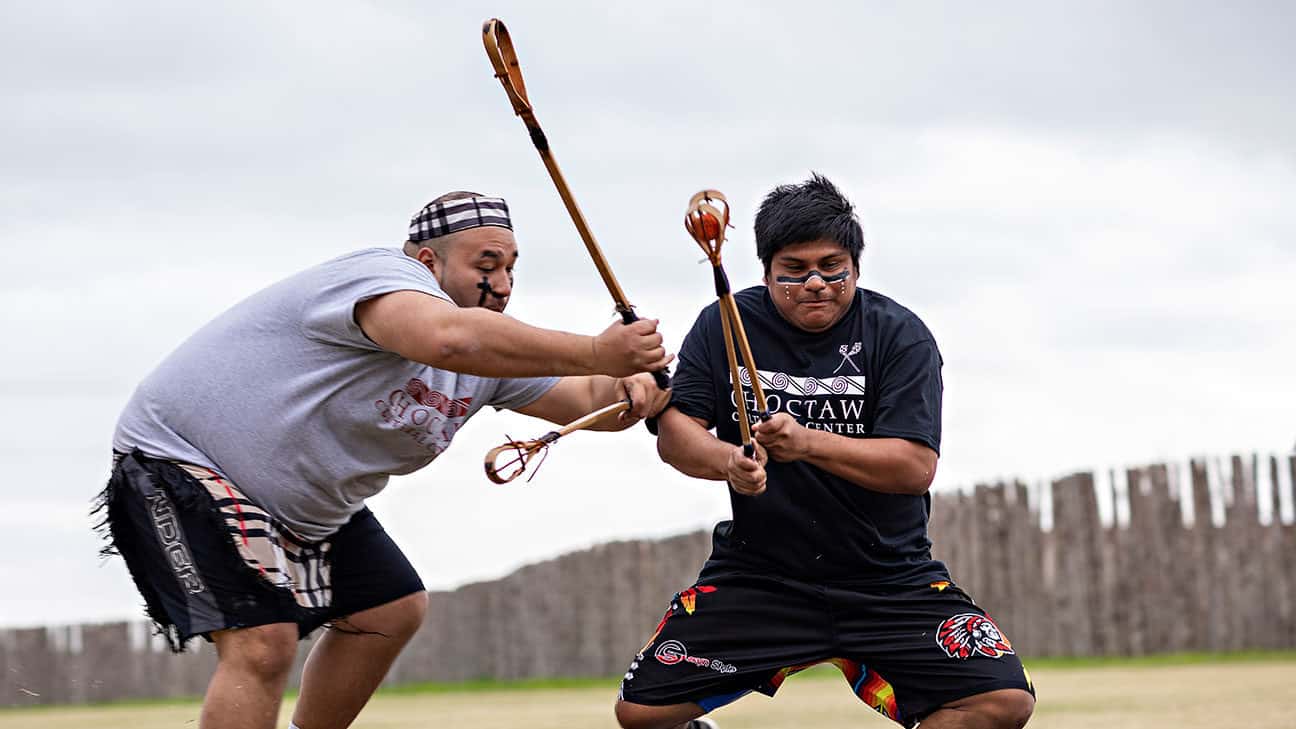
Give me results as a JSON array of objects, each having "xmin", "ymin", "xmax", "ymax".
[
  {"xmin": 618, "ymin": 563, "xmax": 1034, "ymax": 728},
  {"xmin": 97, "ymin": 451, "xmax": 425, "ymax": 651}
]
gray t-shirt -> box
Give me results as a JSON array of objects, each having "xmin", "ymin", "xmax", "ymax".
[{"xmin": 113, "ymin": 247, "xmax": 558, "ymax": 541}]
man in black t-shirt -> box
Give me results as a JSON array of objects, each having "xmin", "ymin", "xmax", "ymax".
[{"xmin": 615, "ymin": 175, "xmax": 1035, "ymax": 729}]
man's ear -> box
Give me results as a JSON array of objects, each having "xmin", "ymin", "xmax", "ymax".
[{"xmin": 415, "ymin": 245, "xmax": 442, "ymax": 278}]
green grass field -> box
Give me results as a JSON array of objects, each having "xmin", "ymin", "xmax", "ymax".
[{"xmin": 4, "ymin": 654, "xmax": 1293, "ymax": 728}]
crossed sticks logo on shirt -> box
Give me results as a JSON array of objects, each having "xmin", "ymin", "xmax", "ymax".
[{"xmin": 834, "ymin": 341, "xmax": 862, "ymax": 374}]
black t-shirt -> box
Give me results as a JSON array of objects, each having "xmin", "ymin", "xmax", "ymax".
[{"xmin": 670, "ymin": 285, "xmax": 950, "ymax": 585}]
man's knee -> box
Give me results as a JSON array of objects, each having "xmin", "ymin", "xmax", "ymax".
[
  {"xmin": 957, "ymin": 688, "xmax": 1035, "ymax": 728},
  {"xmin": 613, "ymin": 700, "xmax": 653, "ymax": 729},
  {"xmin": 336, "ymin": 591, "xmax": 428, "ymax": 642},
  {"xmin": 994, "ymin": 688, "xmax": 1035, "ymax": 727},
  {"xmin": 388, "ymin": 591, "xmax": 429, "ymax": 639},
  {"xmin": 212, "ymin": 623, "xmax": 299, "ymax": 682},
  {"xmin": 614, "ymin": 698, "xmax": 700, "ymax": 729}
]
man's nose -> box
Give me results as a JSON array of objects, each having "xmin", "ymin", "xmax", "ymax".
[
  {"xmin": 802, "ymin": 271, "xmax": 827, "ymax": 291},
  {"xmin": 492, "ymin": 270, "xmax": 512, "ymax": 297}
]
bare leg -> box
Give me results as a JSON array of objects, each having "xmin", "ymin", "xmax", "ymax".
[
  {"xmin": 919, "ymin": 688, "xmax": 1035, "ymax": 729},
  {"xmin": 290, "ymin": 591, "xmax": 428, "ymax": 729},
  {"xmin": 202, "ymin": 623, "xmax": 300, "ymax": 729},
  {"xmin": 614, "ymin": 699, "xmax": 707, "ymax": 729}
]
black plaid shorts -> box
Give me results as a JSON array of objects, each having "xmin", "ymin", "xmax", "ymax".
[{"xmin": 96, "ymin": 450, "xmax": 424, "ymax": 651}]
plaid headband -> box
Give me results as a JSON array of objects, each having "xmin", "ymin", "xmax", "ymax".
[{"xmin": 408, "ymin": 196, "xmax": 512, "ymax": 242}]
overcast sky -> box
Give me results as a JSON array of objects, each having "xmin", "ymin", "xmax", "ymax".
[{"xmin": 2, "ymin": 1, "xmax": 1293, "ymax": 627}]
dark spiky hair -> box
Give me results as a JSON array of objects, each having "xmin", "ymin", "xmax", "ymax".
[{"xmin": 753, "ymin": 173, "xmax": 864, "ymax": 271}]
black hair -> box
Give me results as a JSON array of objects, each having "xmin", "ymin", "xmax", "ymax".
[{"xmin": 753, "ymin": 173, "xmax": 864, "ymax": 271}]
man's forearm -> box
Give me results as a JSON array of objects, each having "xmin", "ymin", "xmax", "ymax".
[
  {"xmin": 801, "ymin": 431, "xmax": 935, "ymax": 495},
  {"xmin": 401, "ymin": 307, "xmax": 598, "ymax": 378},
  {"xmin": 657, "ymin": 412, "xmax": 731, "ymax": 481},
  {"xmin": 583, "ymin": 375, "xmax": 631, "ymax": 432}
]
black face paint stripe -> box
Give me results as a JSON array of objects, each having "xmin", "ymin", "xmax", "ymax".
[
  {"xmin": 476, "ymin": 275, "xmax": 508, "ymax": 307},
  {"xmin": 774, "ymin": 269, "xmax": 850, "ymax": 285}
]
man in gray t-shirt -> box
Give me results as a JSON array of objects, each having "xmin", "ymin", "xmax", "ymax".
[{"xmin": 101, "ymin": 191, "xmax": 672, "ymax": 729}]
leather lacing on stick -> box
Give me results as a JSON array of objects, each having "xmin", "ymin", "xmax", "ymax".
[{"xmin": 483, "ymin": 400, "xmax": 631, "ymax": 484}]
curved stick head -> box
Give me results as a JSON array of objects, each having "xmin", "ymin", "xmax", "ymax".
[
  {"xmin": 483, "ymin": 438, "xmax": 546, "ymax": 484},
  {"xmin": 684, "ymin": 190, "xmax": 731, "ymax": 261},
  {"xmin": 482, "ymin": 18, "xmax": 532, "ymax": 116}
]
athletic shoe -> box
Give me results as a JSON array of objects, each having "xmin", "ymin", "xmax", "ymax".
[{"xmin": 687, "ymin": 720, "xmax": 718, "ymax": 729}]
